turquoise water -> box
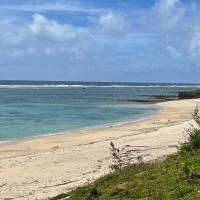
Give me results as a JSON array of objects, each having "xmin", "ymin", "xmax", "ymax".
[{"xmin": 0, "ymin": 81, "xmax": 199, "ymax": 141}]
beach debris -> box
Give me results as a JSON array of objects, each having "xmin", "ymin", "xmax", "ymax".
[
  {"xmin": 0, "ymin": 183, "xmax": 7, "ymax": 187},
  {"xmin": 40, "ymin": 180, "xmax": 78, "ymax": 188}
]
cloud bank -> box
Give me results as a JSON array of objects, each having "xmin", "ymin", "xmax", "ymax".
[{"xmin": 0, "ymin": 0, "xmax": 200, "ymax": 82}]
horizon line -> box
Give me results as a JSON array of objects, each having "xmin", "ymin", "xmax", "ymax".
[{"xmin": 0, "ymin": 79, "xmax": 200, "ymax": 85}]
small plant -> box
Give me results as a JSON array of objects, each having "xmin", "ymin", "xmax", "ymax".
[
  {"xmin": 109, "ymin": 141, "xmax": 124, "ymax": 171},
  {"xmin": 180, "ymin": 159, "xmax": 200, "ymax": 179},
  {"xmin": 178, "ymin": 106, "xmax": 200, "ymax": 179},
  {"xmin": 187, "ymin": 128, "xmax": 200, "ymax": 150},
  {"xmin": 172, "ymin": 184, "xmax": 193, "ymax": 198},
  {"xmin": 109, "ymin": 142, "xmax": 143, "ymax": 171},
  {"xmin": 85, "ymin": 185, "xmax": 100, "ymax": 199},
  {"xmin": 136, "ymin": 155, "xmax": 145, "ymax": 170},
  {"xmin": 193, "ymin": 104, "xmax": 200, "ymax": 127},
  {"xmin": 180, "ymin": 105, "xmax": 200, "ymax": 152}
]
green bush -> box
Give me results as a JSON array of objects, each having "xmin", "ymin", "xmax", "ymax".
[
  {"xmin": 85, "ymin": 185, "xmax": 100, "ymax": 199},
  {"xmin": 188, "ymin": 129, "xmax": 200, "ymax": 150},
  {"xmin": 180, "ymin": 105, "xmax": 200, "ymax": 152},
  {"xmin": 180, "ymin": 159, "xmax": 200, "ymax": 179},
  {"xmin": 193, "ymin": 105, "xmax": 200, "ymax": 127},
  {"xmin": 109, "ymin": 142, "xmax": 123, "ymax": 171}
]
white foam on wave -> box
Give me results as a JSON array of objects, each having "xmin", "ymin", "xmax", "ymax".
[{"xmin": 0, "ymin": 84, "xmax": 200, "ymax": 89}]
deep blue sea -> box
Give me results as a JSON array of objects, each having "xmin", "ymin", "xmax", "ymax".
[{"xmin": 0, "ymin": 80, "xmax": 199, "ymax": 141}]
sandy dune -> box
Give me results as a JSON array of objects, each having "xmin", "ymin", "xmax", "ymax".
[{"xmin": 0, "ymin": 99, "xmax": 199, "ymax": 200}]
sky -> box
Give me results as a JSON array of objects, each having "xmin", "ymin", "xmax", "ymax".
[{"xmin": 0, "ymin": 0, "xmax": 200, "ymax": 83}]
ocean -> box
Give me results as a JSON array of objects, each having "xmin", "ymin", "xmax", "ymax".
[{"xmin": 0, "ymin": 80, "xmax": 199, "ymax": 141}]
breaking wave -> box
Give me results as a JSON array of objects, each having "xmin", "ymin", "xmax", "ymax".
[{"xmin": 0, "ymin": 84, "xmax": 199, "ymax": 89}]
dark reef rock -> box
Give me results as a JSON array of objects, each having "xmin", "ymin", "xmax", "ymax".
[
  {"xmin": 122, "ymin": 90, "xmax": 200, "ymax": 104},
  {"xmin": 178, "ymin": 90, "xmax": 200, "ymax": 99}
]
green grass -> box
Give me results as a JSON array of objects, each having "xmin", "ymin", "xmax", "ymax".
[{"xmin": 50, "ymin": 149, "xmax": 200, "ymax": 200}]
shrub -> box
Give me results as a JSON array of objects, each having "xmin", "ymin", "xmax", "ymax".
[
  {"xmin": 180, "ymin": 159, "xmax": 200, "ymax": 179},
  {"xmin": 187, "ymin": 128, "xmax": 200, "ymax": 150},
  {"xmin": 85, "ymin": 185, "xmax": 100, "ymax": 199},
  {"xmin": 109, "ymin": 142, "xmax": 140, "ymax": 171},
  {"xmin": 109, "ymin": 142, "xmax": 124, "ymax": 171},
  {"xmin": 180, "ymin": 105, "xmax": 200, "ymax": 152},
  {"xmin": 193, "ymin": 105, "xmax": 200, "ymax": 127}
]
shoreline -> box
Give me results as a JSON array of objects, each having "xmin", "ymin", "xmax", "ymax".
[
  {"xmin": 0, "ymin": 103, "xmax": 160, "ymax": 148},
  {"xmin": 0, "ymin": 99, "xmax": 199, "ymax": 199}
]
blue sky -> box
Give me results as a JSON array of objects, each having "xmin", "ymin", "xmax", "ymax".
[{"xmin": 0, "ymin": 0, "xmax": 200, "ymax": 83}]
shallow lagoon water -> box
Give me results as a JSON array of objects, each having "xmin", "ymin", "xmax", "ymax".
[{"xmin": 0, "ymin": 81, "xmax": 198, "ymax": 141}]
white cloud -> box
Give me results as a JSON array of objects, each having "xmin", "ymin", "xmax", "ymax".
[
  {"xmin": 0, "ymin": 12, "xmax": 128, "ymax": 63},
  {"xmin": 0, "ymin": 1, "xmax": 107, "ymax": 14},
  {"xmin": 190, "ymin": 28, "xmax": 200, "ymax": 57},
  {"xmin": 0, "ymin": 14, "xmax": 91, "ymax": 61},
  {"xmin": 150, "ymin": 0, "xmax": 185, "ymax": 31},
  {"xmin": 98, "ymin": 12, "xmax": 129, "ymax": 37},
  {"xmin": 0, "ymin": 21, "xmax": 24, "ymax": 45},
  {"xmin": 28, "ymin": 14, "xmax": 89, "ymax": 42},
  {"xmin": 166, "ymin": 46, "xmax": 181, "ymax": 58},
  {"xmin": 0, "ymin": 11, "xmax": 132, "ymax": 63},
  {"xmin": 142, "ymin": 0, "xmax": 200, "ymax": 66},
  {"xmin": 1, "ymin": 0, "xmax": 200, "ymax": 82}
]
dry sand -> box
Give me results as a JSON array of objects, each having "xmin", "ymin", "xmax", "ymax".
[{"xmin": 0, "ymin": 99, "xmax": 199, "ymax": 200}]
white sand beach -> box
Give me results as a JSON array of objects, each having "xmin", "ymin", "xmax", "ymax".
[{"xmin": 0, "ymin": 99, "xmax": 199, "ymax": 200}]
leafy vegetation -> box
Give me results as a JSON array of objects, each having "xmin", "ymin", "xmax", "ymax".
[
  {"xmin": 109, "ymin": 141, "xmax": 124, "ymax": 171},
  {"xmin": 179, "ymin": 105, "xmax": 200, "ymax": 152},
  {"xmin": 109, "ymin": 141, "xmax": 138, "ymax": 171},
  {"xmin": 50, "ymin": 108, "xmax": 200, "ymax": 200}
]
